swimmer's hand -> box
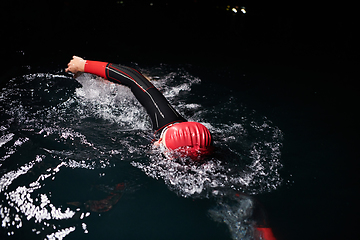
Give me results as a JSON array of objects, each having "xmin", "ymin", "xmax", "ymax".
[{"xmin": 65, "ymin": 56, "xmax": 86, "ymax": 78}]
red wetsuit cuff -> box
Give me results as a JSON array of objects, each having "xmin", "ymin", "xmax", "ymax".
[
  {"xmin": 84, "ymin": 60, "xmax": 108, "ymax": 79},
  {"xmin": 255, "ymin": 227, "xmax": 276, "ymax": 240}
]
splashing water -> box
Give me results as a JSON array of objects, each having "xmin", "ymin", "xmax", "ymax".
[
  {"xmin": 209, "ymin": 195, "xmax": 255, "ymax": 240},
  {"xmin": 132, "ymin": 69, "xmax": 283, "ymax": 198},
  {"xmin": 0, "ymin": 64, "xmax": 283, "ymax": 239}
]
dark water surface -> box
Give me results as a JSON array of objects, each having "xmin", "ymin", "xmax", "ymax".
[
  {"xmin": 1, "ymin": 62, "xmax": 287, "ymax": 239},
  {"xmin": 1, "ymin": 59, "xmax": 357, "ymax": 240}
]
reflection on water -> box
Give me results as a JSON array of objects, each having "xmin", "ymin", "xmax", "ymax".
[{"xmin": 0, "ymin": 65, "xmax": 283, "ymax": 239}]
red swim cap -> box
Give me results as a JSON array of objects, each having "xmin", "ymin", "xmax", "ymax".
[{"xmin": 163, "ymin": 122, "xmax": 212, "ymax": 157}]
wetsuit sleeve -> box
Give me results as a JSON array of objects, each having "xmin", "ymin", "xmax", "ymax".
[
  {"xmin": 83, "ymin": 61, "xmax": 186, "ymax": 131},
  {"xmin": 84, "ymin": 60, "xmax": 108, "ymax": 79},
  {"xmin": 104, "ymin": 63, "xmax": 187, "ymax": 131}
]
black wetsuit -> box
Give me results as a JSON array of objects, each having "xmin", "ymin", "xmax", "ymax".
[{"xmin": 103, "ymin": 63, "xmax": 186, "ymax": 131}]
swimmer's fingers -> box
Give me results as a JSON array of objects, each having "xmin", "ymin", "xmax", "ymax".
[
  {"xmin": 65, "ymin": 58, "xmax": 76, "ymax": 73},
  {"xmin": 65, "ymin": 66, "xmax": 82, "ymax": 78},
  {"xmin": 65, "ymin": 65, "xmax": 72, "ymax": 73},
  {"xmin": 65, "ymin": 64, "xmax": 80, "ymax": 78},
  {"xmin": 65, "ymin": 56, "xmax": 85, "ymax": 77}
]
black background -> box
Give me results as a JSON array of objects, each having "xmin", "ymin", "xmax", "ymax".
[{"xmin": 1, "ymin": 1, "xmax": 358, "ymax": 239}]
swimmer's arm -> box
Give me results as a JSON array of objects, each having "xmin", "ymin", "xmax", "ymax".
[
  {"xmin": 66, "ymin": 56, "xmax": 150, "ymax": 82},
  {"xmin": 66, "ymin": 56, "xmax": 108, "ymax": 79}
]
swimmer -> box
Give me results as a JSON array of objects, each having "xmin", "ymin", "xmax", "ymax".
[{"xmin": 65, "ymin": 56, "xmax": 212, "ymax": 159}]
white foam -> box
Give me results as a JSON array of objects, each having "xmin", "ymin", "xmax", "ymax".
[
  {"xmin": 209, "ymin": 195, "xmax": 255, "ymax": 240},
  {"xmin": 132, "ymin": 112, "xmax": 283, "ymax": 198},
  {"xmin": 73, "ymin": 73, "xmax": 149, "ymax": 130},
  {"xmin": 0, "ymin": 133, "xmax": 15, "ymax": 148}
]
